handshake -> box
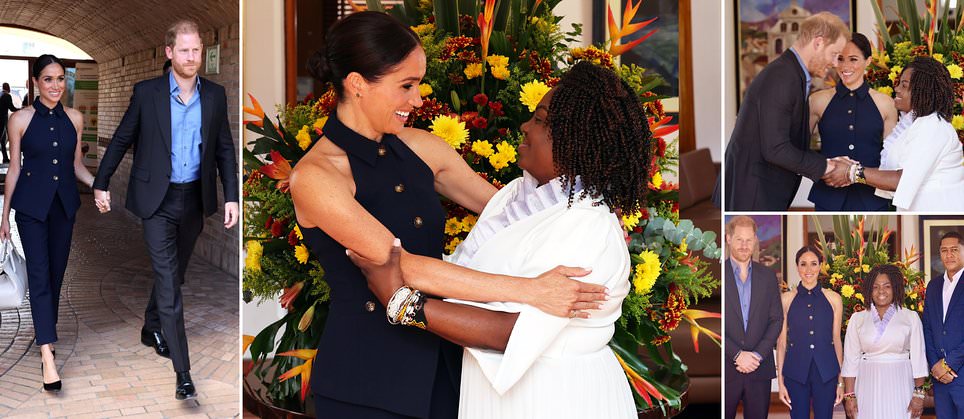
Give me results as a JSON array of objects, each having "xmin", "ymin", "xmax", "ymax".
[{"xmin": 822, "ymin": 156, "xmax": 861, "ymax": 188}]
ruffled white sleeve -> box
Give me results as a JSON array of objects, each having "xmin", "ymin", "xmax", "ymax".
[
  {"xmin": 909, "ymin": 310, "xmax": 929, "ymax": 379},
  {"xmin": 448, "ymin": 207, "xmax": 631, "ymax": 395},
  {"xmin": 840, "ymin": 311, "xmax": 863, "ymax": 377}
]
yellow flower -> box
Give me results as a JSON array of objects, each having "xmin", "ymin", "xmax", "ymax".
[
  {"xmin": 486, "ymin": 55, "xmax": 509, "ymax": 68},
  {"xmin": 876, "ymin": 86, "xmax": 894, "ymax": 97},
  {"xmin": 948, "ymin": 64, "xmax": 963, "ymax": 80},
  {"xmin": 519, "ymin": 80, "xmax": 551, "ymax": 112},
  {"xmin": 861, "ymin": 264, "xmax": 870, "ymax": 273},
  {"xmin": 418, "ymin": 83, "xmax": 433, "ymax": 97},
  {"xmin": 430, "ymin": 115, "xmax": 469, "ymax": 148},
  {"xmin": 909, "ymin": 291, "xmax": 918, "ymax": 300},
  {"xmin": 313, "ymin": 116, "xmax": 328, "ymax": 132},
  {"xmin": 855, "ymin": 293, "xmax": 865, "ymax": 303},
  {"xmin": 293, "ymin": 225, "xmax": 303, "ymax": 241},
  {"xmin": 889, "ymin": 65, "xmax": 903, "ymax": 83},
  {"xmin": 491, "ymin": 65, "xmax": 510, "ymax": 80},
  {"xmin": 633, "ymin": 250, "xmax": 661, "ymax": 295},
  {"xmin": 918, "ymin": 302, "xmax": 924, "ymax": 311},
  {"xmin": 841, "ymin": 284, "xmax": 855, "ymax": 298},
  {"xmin": 853, "ymin": 266, "xmax": 862, "ymax": 273},
  {"xmin": 461, "ymin": 214, "xmax": 478, "ymax": 232},
  {"xmin": 444, "ymin": 217, "xmax": 462, "ymax": 235},
  {"xmin": 445, "ymin": 237, "xmax": 463, "ymax": 254},
  {"xmin": 488, "ymin": 141, "xmax": 518, "ymax": 170},
  {"xmin": 934, "ymin": 53, "xmax": 945, "ymax": 63},
  {"xmin": 411, "ymin": 23, "xmax": 435, "ymax": 36},
  {"xmin": 296, "ymin": 125, "xmax": 312, "ymax": 150},
  {"xmin": 622, "ymin": 211, "xmax": 641, "ymax": 230},
  {"xmin": 245, "ymin": 241, "xmax": 263, "ymax": 272},
  {"xmin": 464, "ymin": 63, "xmax": 483, "ymax": 79},
  {"xmin": 651, "ymin": 171, "xmax": 663, "ymax": 189},
  {"xmin": 471, "ymin": 140, "xmax": 495, "ymax": 157},
  {"xmin": 678, "ymin": 239, "xmax": 688, "ymax": 254},
  {"xmin": 295, "ymin": 244, "xmax": 310, "ymax": 264},
  {"xmin": 953, "ymin": 115, "xmax": 964, "ymax": 130}
]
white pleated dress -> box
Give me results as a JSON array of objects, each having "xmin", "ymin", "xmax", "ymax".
[
  {"xmin": 841, "ymin": 307, "xmax": 929, "ymax": 419},
  {"xmin": 445, "ymin": 173, "xmax": 636, "ymax": 419},
  {"xmin": 875, "ymin": 112, "xmax": 964, "ymax": 211}
]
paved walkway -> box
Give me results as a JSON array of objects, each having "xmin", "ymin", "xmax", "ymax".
[{"xmin": 0, "ymin": 195, "xmax": 239, "ymax": 418}]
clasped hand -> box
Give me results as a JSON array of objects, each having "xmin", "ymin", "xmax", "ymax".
[
  {"xmin": 932, "ymin": 359, "xmax": 958, "ymax": 384},
  {"xmin": 822, "ymin": 156, "xmax": 857, "ymax": 188}
]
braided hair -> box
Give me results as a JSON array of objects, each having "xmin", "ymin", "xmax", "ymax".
[
  {"xmin": 547, "ymin": 61, "xmax": 652, "ymax": 214},
  {"xmin": 905, "ymin": 56, "xmax": 954, "ymax": 121},
  {"xmin": 863, "ymin": 264, "xmax": 906, "ymax": 309}
]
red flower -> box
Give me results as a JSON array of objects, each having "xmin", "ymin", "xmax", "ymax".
[
  {"xmin": 288, "ymin": 229, "xmax": 299, "ymax": 246},
  {"xmin": 488, "ymin": 101, "xmax": 504, "ymax": 116},
  {"xmin": 271, "ymin": 220, "xmax": 284, "ymax": 237},
  {"xmin": 473, "ymin": 93, "xmax": 488, "ymax": 107},
  {"xmin": 265, "ymin": 216, "xmax": 273, "ymax": 230},
  {"xmin": 460, "ymin": 111, "xmax": 479, "ymax": 123},
  {"xmin": 497, "ymin": 128, "xmax": 508, "ymax": 137},
  {"xmin": 656, "ymin": 137, "xmax": 667, "ymax": 157},
  {"xmin": 472, "ymin": 116, "xmax": 488, "ymax": 129}
]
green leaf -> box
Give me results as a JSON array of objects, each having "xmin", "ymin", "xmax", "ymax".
[
  {"xmin": 365, "ymin": 0, "xmax": 385, "ymax": 12},
  {"xmin": 450, "ymin": 90, "xmax": 462, "ymax": 112}
]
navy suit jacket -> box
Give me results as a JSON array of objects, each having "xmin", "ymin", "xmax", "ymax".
[
  {"xmin": 923, "ymin": 272, "xmax": 964, "ymax": 387},
  {"xmin": 724, "ymin": 260, "xmax": 784, "ymax": 382}
]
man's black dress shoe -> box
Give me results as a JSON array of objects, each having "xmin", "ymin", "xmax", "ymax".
[
  {"xmin": 140, "ymin": 328, "xmax": 170, "ymax": 358},
  {"xmin": 175, "ymin": 371, "xmax": 197, "ymax": 400}
]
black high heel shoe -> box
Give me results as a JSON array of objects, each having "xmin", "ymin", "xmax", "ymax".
[{"xmin": 41, "ymin": 361, "xmax": 62, "ymax": 392}]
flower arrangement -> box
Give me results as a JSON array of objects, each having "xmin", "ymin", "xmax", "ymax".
[
  {"xmin": 242, "ymin": 0, "xmax": 721, "ymax": 414},
  {"xmin": 812, "ymin": 215, "xmax": 926, "ymax": 333},
  {"xmin": 867, "ymin": 0, "xmax": 964, "ymax": 145}
]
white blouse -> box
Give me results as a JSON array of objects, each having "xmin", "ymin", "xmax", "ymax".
[
  {"xmin": 841, "ymin": 307, "xmax": 928, "ymax": 379},
  {"xmin": 445, "ymin": 172, "xmax": 632, "ymax": 394},
  {"xmin": 876, "ymin": 112, "xmax": 964, "ymax": 211}
]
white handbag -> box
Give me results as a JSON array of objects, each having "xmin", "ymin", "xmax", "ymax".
[{"xmin": 0, "ymin": 240, "xmax": 28, "ymax": 309}]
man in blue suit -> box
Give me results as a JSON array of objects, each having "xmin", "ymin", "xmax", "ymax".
[{"xmin": 923, "ymin": 231, "xmax": 964, "ymax": 418}]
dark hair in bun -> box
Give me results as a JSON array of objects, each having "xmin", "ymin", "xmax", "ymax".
[
  {"xmin": 850, "ymin": 32, "xmax": 872, "ymax": 60},
  {"xmin": 308, "ymin": 11, "xmax": 421, "ymax": 98},
  {"xmin": 33, "ymin": 54, "xmax": 65, "ymax": 79}
]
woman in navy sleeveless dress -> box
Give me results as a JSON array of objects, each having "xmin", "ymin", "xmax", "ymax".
[
  {"xmin": 289, "ymin": 13, "xmax": 606, "ymax": 418},
  {"xmin": 776, "ymin": 246, "xmax": 844, "ymax": 418},
  {"xmin": 0, "ymin": 55, "xmax": 96, "ymax": 391},
  {"xmin": 808, "ymin": 33, "xmax": 897, "ymax": 211}
]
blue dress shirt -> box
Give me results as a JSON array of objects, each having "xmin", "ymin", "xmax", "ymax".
[
  {"xmin": 789, "ymin": 47, "xmax": 812, "ymax": 96},
  {"xmin": 732, "ymin": 259, "xmax": 753, "ymax": 332},
  {"xmin": 169, "ymin": 71, "xmax": 202, "ymax": 183}
]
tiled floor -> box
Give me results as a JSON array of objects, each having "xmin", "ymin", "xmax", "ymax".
[{"xmin": 0, "ymin": 196, "xmax": 239, "ymax": 418}]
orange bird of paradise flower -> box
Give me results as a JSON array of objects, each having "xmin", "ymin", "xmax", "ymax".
[
  {"xmin": 259, "ymin": 150, "xmax": 293, "ymax": 193},
  {"xmin": 478, "ymin": 0, "xmax": 497, "ymax": 60},
  {"xmin": 243, "ymin": 93, "xmax": 265, "ymax": 128},
  {"xmin": 277, "ymin": 349, "xmax": 318, "ymax": 401},
  {"xmin": 925, "ymin": 0, "xmax": 937, "ymax": 55},
  {"xmin": 614, "ymin": 351, "xmax": 665, "ymax": 408},
  {"xmin": 607, "ymin": 0, "xmax": 658, "ymax": 57},
  {"xmin": 649, "ymin": 116, "xmax": 679, "ymax": 139},
  {"xmin": 682, "ymin": 309, "xmax": 722, "ymax": 353}
]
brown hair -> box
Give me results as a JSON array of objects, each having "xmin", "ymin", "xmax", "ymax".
[
  {"xmin": 726, "ymin": 215, "xmax": 758, "ymax": 236},
  {"xmin": 794, "ymin": 12, "xmax": 850, "ymax": 47},
  {"xmin": 166, "ymin": 20, "xmax": 200, "ymax": 48}
]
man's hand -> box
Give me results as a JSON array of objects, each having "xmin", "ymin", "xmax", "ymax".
[
  {"xmin": 932, "ymin": 359, "xmax": 958, "ymax": 384},
  {"xmin": 345, "ymin": 239, "xmax": 404, "ymax": 307},
  {"xmin": 822, "ymin": 157, "xmax": 853, "ymax": 188},
  {"xmin": 524, "ymin": 266, "xmax": 606, "ymax": 318},
  {"xmin": 94, "ymin": 189, "xmax": 111, "ymax": 213},
  {"xmin": 734, "ymin": 351, "xmax": 760, "ymax": 373},
  {"xmin": 223, "ymin": 202, "xmax": 239, "ymax": 229}
]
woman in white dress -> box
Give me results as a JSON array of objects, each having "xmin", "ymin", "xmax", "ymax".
[
  {"xmin": 348, "ymin": 61, "xmax": 650, "ymax": 419},
  {"xmin": 841, "ymin": 264, "xmax": 928, "ymax": 419},
  {"xmin": 844, "ymin": 56, "xmax": 964, "ymax": 211}
]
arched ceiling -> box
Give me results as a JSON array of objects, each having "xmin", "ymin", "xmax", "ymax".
[{"xmin": 0, "ymin": 0, "xmax": 238, "ymax": 62}]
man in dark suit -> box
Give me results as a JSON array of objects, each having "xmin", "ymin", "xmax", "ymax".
[
  {"xmin": 93, "ymin": 20, "xmax": 239, "ymax": 400},
  {"xmin": 923, "ymin": 231, "xmax": 964, "ymax": 418},
  {"xmin": 724, "ymin": 12, "xmax": 853, "ymax": 211},
  {"xmin": 724, "ymin": 216, "xmax": 783, "ymax": 419},
  {"xmin": 0, "ymin": 82, "xmax": 20, "ymax": 163}
]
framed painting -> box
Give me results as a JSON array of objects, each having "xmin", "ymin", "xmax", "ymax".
[
  {"xmin": 734, "ymin": 0, "xmax": 856, "ymax": 109},
  {"xmin": 919, "ymin": 216, "xmax": 964, "ymax": 282},
  {"xmin": 725, "ymin": 214, "xmax": 786, "ymax": 286}
]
